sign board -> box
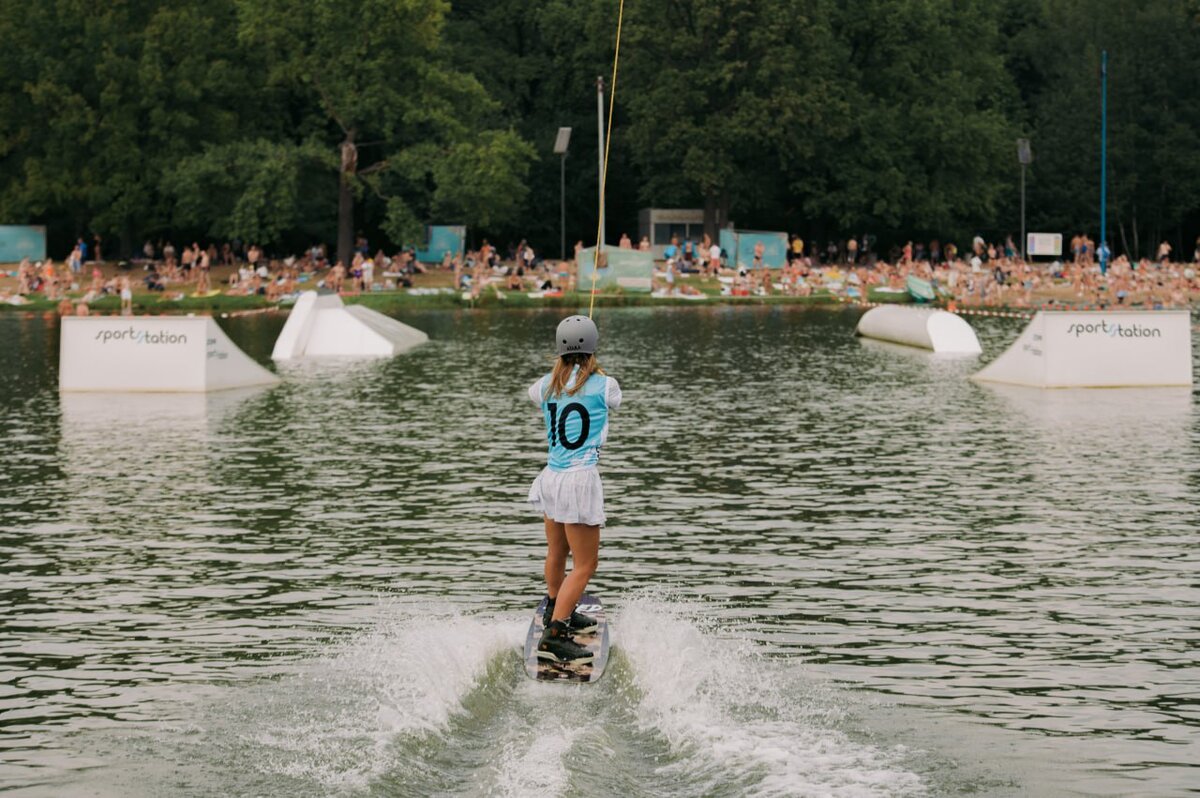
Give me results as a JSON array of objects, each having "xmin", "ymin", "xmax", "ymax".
[
  {"xmin": 718, "ymin": 229, "xmax": 789, "ymax": 269},
  {"xmin": 1026, "ymin": 233, "xmax": 1062, "ymax": 258},
  {"xmin": 414, "ymin": 225, "xmax": 466, "ymax": 264},
  {"xmin": 0, "ymin": 225, "xmax": 47, "ymax": 262},
  {"xmin": 974, "ymin": 311, "xmax": 1193, "ymax": 388},
  {"xmin": 645, "ymin": 209, "xmax": 704, "ymax": 224},
  {"xmin": 577, "ymin": 247, "xmax": 653, "ymax": 292}
]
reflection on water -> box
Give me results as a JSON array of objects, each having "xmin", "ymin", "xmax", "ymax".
[
  {"xmin": 0, "ymin": 308, "xmax": 1198, "ymax": 797},
  {"xmin": 59, "ymin": 388, "xmax": 272, "ymax": 466},
  {"xmin": 856, "ymin": 335, "xmax": 983, "ymax": 361},
  {"xmin": 985, "ymin": 382, "xmax": 1194, "ymax": 432}
]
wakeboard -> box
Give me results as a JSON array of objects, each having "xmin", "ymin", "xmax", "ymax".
[{"xmin": 522, "ymin": 593, "xmax": 610, "ymax": 683}]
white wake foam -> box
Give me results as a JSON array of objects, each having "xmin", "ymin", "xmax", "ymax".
[
  {"xmin": 617, "ymin": 596, "xmax": 925, "ymax": 797},
  {"xmin": 489, "ymin": 719, "xmax": 582, "ymax": 797},
  {"xmin": 248, "ymin": 602, "xmax": 520, "ymax": 792}
]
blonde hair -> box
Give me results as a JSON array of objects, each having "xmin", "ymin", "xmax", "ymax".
[{"xmin": 544, "ymin": 352, "xmax": 603, "ymax": 398}]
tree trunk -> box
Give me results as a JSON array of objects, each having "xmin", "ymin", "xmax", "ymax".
[
  {"xmin": 120, "ymin": 221, "xmax": 136, "ymax": 261},
  {"xmin": 1132, "ymin": 205, "xmax": 1139, "ymax": 258},
  {"xmin": 718, "ymin": 190, "xmax": 731, "ymax": 231},
  {"xmin": 703, "ymin": 191, "xmax": 718, "ymax": 242},
  {"xmin": 337, "ymin": 131, "xmax": 357, "ymax": 268}
]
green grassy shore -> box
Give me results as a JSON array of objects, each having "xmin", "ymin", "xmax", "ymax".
[
  {"xmin": 0, "ymin": 264, "xmax": 915, "ymax": 314},
  {"xmin": 0, "ymin": 289, "xmax": 889, "ymax": 314}
]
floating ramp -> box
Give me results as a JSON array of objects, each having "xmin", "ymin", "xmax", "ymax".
[
  {"xmin": 973, "ymin": 311, "xmax": 1193, "ymax": 388},
  {"xmin": 59, "ymin": 316, "xmax": 279, "ymax": 392},
  {"xmin": 271, "ymin": 291, "xmax": 428, "ymax": 359},
  {"xmin": 855, "ymin": 306, "xmax": 982, "ymax": 354}
]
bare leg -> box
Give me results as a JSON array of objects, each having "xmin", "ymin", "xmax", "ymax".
[
  {"xmin": 543, "ymin": 515, "xmax": 567, "ymax": 600},
  {"xmin": 551, "ymin": 523, "xmax": 599, "ymax": 622}
]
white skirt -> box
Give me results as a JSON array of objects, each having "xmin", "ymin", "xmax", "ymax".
[{"xmin": 528, "ymin": 466, "xmax": 606, "ymax": 526}]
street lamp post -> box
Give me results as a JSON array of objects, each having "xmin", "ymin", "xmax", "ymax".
[
  {"xmin": 553, "ymin": 127, "xmax": 572, "ymax": 260},
  {"xmin": 1099, "ymin": 50, "xmax": 1109, "ymax": 274},
  {"xmin": 1017, "ymin": 138, "xmax": 1032, "ymax": 261}
]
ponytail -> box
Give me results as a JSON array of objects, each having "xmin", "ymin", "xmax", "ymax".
[{"xmin": 544, "ymin": 353, "xmax": 603, "ymax": 398}]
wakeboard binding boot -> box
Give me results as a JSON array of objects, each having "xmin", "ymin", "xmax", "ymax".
[
  {"xmin": 542, "ymin": 596, "xmax": 598, "ymax": 634},
  {"xmin": 536, "ymin": 619, "xmax": 595, "ymax": 664}
]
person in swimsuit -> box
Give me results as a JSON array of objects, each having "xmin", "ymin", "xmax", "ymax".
[{"xmin": 119, "ymin": 276, "xmax": 133, "ymax": 315}]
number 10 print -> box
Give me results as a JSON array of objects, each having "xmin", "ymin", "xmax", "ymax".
[{"xmin": 547, "ymin": 402, "xmax": 590, "ymax": 450}]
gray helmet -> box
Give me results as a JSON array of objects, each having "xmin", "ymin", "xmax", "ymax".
[{"xmin": 555, "ymin": 315, "xmax": 599, "ymax": 356}]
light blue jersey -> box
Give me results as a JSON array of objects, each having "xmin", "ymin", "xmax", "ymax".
[{"xmin": 529, "ymin": 369, "xmax": 621, "ymax": 472}]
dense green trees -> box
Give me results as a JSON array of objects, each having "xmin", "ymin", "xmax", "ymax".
[
  {"xmin": 0, "ymin": 0, "xmax": 1198, "ymax": 258},
  {"xmin": 230, "ymin": 0, "xmax": 532, "ymax": 265},
  {"xmin": 451, "ymin": 0, "xmax": 1200, "ymax": 256},
  {"xmin": 0, "ymin": 0, "xmax": 531, "ymax": 259},
  {"xmin": 1011, "ymin": 0, "xmax": 1200, "ymax": 255},
  {"xmin": 0, "ymin": 0, "xmax": 260, "ymax": 253},
  {"xmin": 619, "ymin": 0, "xmax": 837, "ymax": 238},
  {"xmin": 445, "ymin": 0, "xmax": 630, "ymax": 254},
  {"xmin": 806, "ymin": 1, "xmax": 1020, "ymax": 241}
]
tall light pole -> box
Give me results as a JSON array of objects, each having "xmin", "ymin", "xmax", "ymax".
[
  {"xmin": 1017, "ymin": 138, "xmax": 1032, "ymax": 261},
  {"xmin": 1099, "ymin": 50, "xmax": 1109, "ymax": 273},
  {"xmin": 553, "ymin": 127, "xmax": 572, "ymax": 260},
  {"xmin": 596, "ymin": 76, "xmax": 606, "ymax": 252}
]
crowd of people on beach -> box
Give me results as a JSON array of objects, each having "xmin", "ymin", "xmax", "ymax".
[
  {"xmin": 5, "ymin": 229, "xmax": 1200, "ymax": 312},
  {"xmin": 5, "ymin": 236, "xmax": 446, "ymax": 312},
  {"xmin": 452, "ymin": 239, "xmax": 566, "ymax": 298},
  {"xmin": 645, "ymin": 230, "xmax": 1200, "ymax": 309}
]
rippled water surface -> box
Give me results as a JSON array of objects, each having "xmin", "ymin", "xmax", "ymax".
[{"xmin": 1, "ymin": 307, "xmax": 1198, "ymax": 797}]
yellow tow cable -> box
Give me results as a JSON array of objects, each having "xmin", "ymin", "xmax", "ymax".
[{"xmin": 588, "ymin": 0, "xmax": 626, "ymax": 319}]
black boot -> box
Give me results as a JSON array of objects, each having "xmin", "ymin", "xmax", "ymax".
[
  {"xmin": 536, "ymin": 620, "xmax": 595, "ymax": 663},
  {"xmin": 565, "ymin": 607, "xmax": 599, "ymax": 634},
  {"xmin": 542, "ymin": 596, "xmax": 599, "ymax": 634}
]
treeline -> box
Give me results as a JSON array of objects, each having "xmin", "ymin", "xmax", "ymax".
[{"xmin": 1, "ymin": 0, "xmax": 1198, "ymax": 261}]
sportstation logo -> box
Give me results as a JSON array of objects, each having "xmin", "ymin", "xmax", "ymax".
[
  {"xmin": 1064, "ymin": 319, "xmax": 1163, "ymax": 339},
  {"xmin": 93, "ymin": 326, "xmax": 189, "ymax": 345}
]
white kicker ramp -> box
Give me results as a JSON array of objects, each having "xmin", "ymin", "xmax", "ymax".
[
  {"xmin": 855, "ymin": 305, "xmax": 982, "ymax": 354},
  {"xmin": 973, "ymin": 311, "xmax": 1193, "ymax": 388},
  {"xmin": 60, "ymin": 316, "xmax": 279, "ymax": 392},
  {"xmin": 272, "ymin": 291, "xmax": 428, "ymax": 359}
]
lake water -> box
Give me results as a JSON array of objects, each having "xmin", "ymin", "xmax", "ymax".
[{"xmin": 1, "ymin": 306, "xmax": 1197, "ymax": 797}]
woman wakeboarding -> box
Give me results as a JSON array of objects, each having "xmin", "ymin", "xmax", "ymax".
[{"xmin": 527, "ymin": 315, "xmax": 621, "ymax": 663}]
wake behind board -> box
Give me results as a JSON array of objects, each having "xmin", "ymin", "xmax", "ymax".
[{"xmin": 522, "ymin": 593, "xmax": 610, "ymax": 683}]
